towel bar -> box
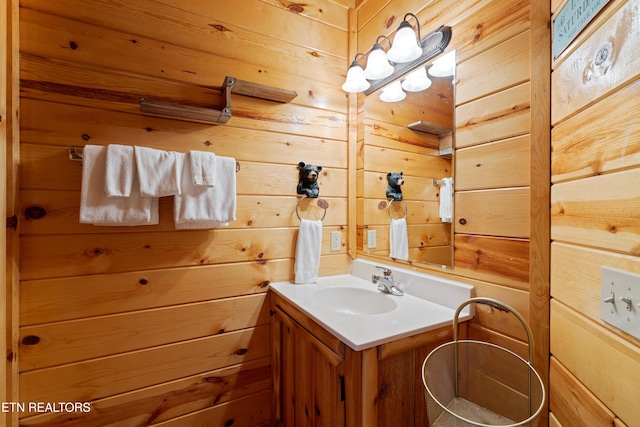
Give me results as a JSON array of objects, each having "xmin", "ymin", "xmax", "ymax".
[
  {"xmin": 69, "ymin": 147, "xmax": 240, "ymax": 172},
  {"xmin": 296, "ymin": 195, "xmax": 327, "ymax": 221},
  {"xmin": 432, "ymin": 178, "xmax": 454, "ymax": 187}
]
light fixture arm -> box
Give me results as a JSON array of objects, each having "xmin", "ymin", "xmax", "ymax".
[
  {"xmin": 402, "ymin": 13, "xmax": 421, "ymax": 46},
  {"xmin": 352, "ymin": 52, "xmax": 368, "ymax": 68},
  {"xmin": 375, "ymin": 35, "xmax": 392, "ymax": 50}
]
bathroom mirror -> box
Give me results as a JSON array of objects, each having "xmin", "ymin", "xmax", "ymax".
[{"xmin": 357, "ymin": 50, "xmax": 455, "ymax": 269}]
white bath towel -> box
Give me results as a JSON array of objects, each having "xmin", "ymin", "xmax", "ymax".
[
  {"xmin": 190, "ymin": 150, "xmax": 217, "ymax": 187},
  {"xmin": 135, "ymin": 146, "xmax": 181, "ymax": 197},
  {"xmin": 294, "ymin": 219, "xmax": 323, "ymax": 284},
  {"xmin": 80, "ymin": 145, "xmax": 159, "ymax": 226},
  {"xmin": 439, "ymin": 177, "xmax": 453, "ymax": 223},
  {"xmin": 389, "ymin": 218, "xmax": 409, "ymax": 261},
  {"xmin": 104, "ymin": 144, "xmax": 135, "ymax": 197},
  {"xmin": 173, "ymin": 152, "xmax": 237, "ymax": 229}
]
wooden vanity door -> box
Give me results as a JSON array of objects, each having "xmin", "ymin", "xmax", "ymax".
[{"xmin": 272, "ymin": 303, "xmax": 346, "ymax": 427}]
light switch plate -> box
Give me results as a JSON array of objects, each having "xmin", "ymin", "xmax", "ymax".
[
  {"xmin": 331, "ymin": 231, "xmax": 341, "ymax": 251},
  {"xmin": 367, "ymin": 230, "xmax": 376, "ymax": 249},
  {"xmin": 601, "ymin": 266, "xmax": 640, "ymax": 339}
]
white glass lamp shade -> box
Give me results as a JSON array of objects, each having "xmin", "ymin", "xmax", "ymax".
[
  {"xmin": 386, "ymin": 21, "xmax": 422, "ymax": 63},
  {"xmin": 428, "ymin": 50, "xmax": 456, "ymax": 77},
  {"xmin": 363, "ymin": 44, "xmax": 394, "ymax": 80},
  {"xmin": 342, "ymin": 60, "xmax": 370, "ymax": 93},
  {"xmin": 402, "ymin": 67, "xmax": 432, "ymax": 92},
  {"xmin": 379, "ymin": 81, "xmax": 406, "ymax": 102}
]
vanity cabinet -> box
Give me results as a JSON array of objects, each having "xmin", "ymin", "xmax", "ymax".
[{"xmin": 271, "ymin": 292, "xmax": 466, "ymax": 426}]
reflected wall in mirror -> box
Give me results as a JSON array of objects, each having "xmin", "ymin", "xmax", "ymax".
[{"xmin": 357, "ymin": 50, "xmax": 455, "ymax": 269}]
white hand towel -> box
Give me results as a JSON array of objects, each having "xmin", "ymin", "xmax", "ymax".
[
  {"xmin": 439, "ymin": 177, "xmax": 453, "ymax": 223},
  {"xmin": 80, "ymin": 145, "xmax": 159, "ymax": 226},
  {"xmin": 135, "ymin": 146, "xmax": 181, "ymax": 197},
  {"xmin": 174, "ymin": 153, "xmax": 237, "ymax": 229},
  {"xmin": 190, "ymin": 150, "xmax": 217, "ymax": 187},
  {"xmin": 294, "ymin": 219, "xmax": 323, "ymax": 284},
  {"xmin": 104, "ymin": 144, "xmax": 135, "ymax": 197},
  {"xmin": 389, "ymin": 217, "xmax": 409, "ymax": 261}
]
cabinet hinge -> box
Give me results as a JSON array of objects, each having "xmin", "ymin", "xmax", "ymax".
[
  {"xmin": 269, "ymin": 309, "xmax": 276, "ymax": 317},
  {"xmin": 339, "ymin": 375, "xmax": 345, "ymax": 401}
]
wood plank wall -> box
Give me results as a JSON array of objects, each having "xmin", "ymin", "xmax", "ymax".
[
  {"xmin": 1, "ymin": 0, "xmax": 11, "ymax": 424},
  {"xmin": 550, "ymin": 0, "xmax": 640, "ymax": 426},
  {"xmin": 356, "ymin": 0, "xmax": 550, "ymax": 424},
  {"xmin": 4, "ymin": 0, "xmax": 20, "ymax": 425},
  {"xmin": 14, "ymin": 0, "xmax": 352, "ymax": 425}
]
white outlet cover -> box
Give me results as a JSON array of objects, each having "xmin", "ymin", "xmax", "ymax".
[
  {"xmin": 367, "ymin": 230, "xmax": 376, "ymax": 249},
  {"xmin": 330, "ymin": 231, "xmax": 341, "ymax": 251},
  {"xmin": 601, "ymin": 266, "xmax": 640, "ymax": 340}
]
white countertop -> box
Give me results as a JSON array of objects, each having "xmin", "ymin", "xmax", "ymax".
[{"xmin": 270, "ymin": 259, "xmax": 475, "ymax": 351}]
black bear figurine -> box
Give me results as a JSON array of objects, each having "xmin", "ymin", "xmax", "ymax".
[
  {"xmin": 386, "ymin": 172, "xmax": 404, "ymax": 201},
  {"xmin": 297, "ymin": 162, "xmax": 322, "ymax": 198}
]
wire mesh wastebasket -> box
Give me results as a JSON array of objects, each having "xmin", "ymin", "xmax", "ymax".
[{"xmin": 422, "ymin": 298, "xmax": 545, "ymax": 427}]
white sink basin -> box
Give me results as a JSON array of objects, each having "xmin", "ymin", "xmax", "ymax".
[
  {"xmin": 270, "ymin": 259, "xmax": 475, "ymax": 351},
  {"xmin": 312, "ymin": 287, "xmax": 398, "ymax": 315}
]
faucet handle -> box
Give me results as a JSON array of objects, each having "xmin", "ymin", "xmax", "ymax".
[{"xmin": 375, "ymin": 265, "xmax": 393, "ymax": 277}]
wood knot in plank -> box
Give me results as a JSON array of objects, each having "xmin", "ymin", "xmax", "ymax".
[
  {"xmin": 385, "ymin": 15, "xmax": 396, "ymax": 29},
  {"xmin": 22, "ymin": 335, "xmax": 40, "ymax": 346},
  {"xmin": 286, "ymin": 3, "xmax": 305, "ymax": 13},
  {"xmin": 87, "ymin": 247, "xmax": 108, "ymax": 257},
  {"xmin": 24, "ymin": 206, "xmax": 47, "ymax": 220},
  {"xmin": 235, "ymin": 348, "xmax": 248, "ymax": 356},
  {"xmin": 473, "ymin": 22, "xmax": 484, "ymax": 42},
  {"xmin": 204, "ymin": 376, "xmax": 225, "ymax": 384},
  {"xmin": 258, "ymin": 280, "xmax": 270, "ymax": 288},
  {"xmin": 209, "ymin": 24, "xmax": 230, "ymax": 32},
  {"xmin": 6, "ymin": 215, "xmax": 18, "ymax": 230}
]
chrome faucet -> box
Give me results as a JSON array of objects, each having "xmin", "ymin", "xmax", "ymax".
[{"xmin": 371, "ymin": 266, "xmax": 403, "ymax": 296}]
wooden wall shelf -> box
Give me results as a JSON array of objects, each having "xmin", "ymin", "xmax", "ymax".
[
  {"xmin": 407, "ymin": 120, "xmax": 451, "ymax": 136},
  {"xmin": 139, "ymin": 76, "xmax": 297, "ymax": 124},
  {"xmin": 408, "ymin": 120, "xmax": 453, "ymax": 158}
]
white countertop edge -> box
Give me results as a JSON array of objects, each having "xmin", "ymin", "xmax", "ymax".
[{"xmin": 270, "ymin": 271, "xmax": 474, "ymax": 352}]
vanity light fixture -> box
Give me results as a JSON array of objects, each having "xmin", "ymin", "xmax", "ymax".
[
  {"xmin": 341, "ymin": 24, "xmax": 452, "ymax": 96},
  {"xmin": 363, "ymin": 36, "xmax": 394, "ymax": 80},
  {"xmin": 386, "ymin": 13, "xmax": 423, "ymax": 64}
]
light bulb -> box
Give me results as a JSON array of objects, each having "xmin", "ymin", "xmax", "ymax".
[
  {"xmin": 379, "ymin": 81, "xmax": 406, "ymax": 102},
  {"xmin": 428, "ymin": 50, "xmax": 456, "ymax": 77},
  {"xmin": 363, "ymin": 44, "xmax": 394, "ymax": 80},
  {"xmin": 402, "ymin": 67, "xmax": 432, "ymax": 92},
  {"xmin": 342, "ymin": 60, "xmax": 370, "ymax": 93},
  {"xmin": 386, "ymin": 21, "xmax": 422, "ymax": 63}
]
